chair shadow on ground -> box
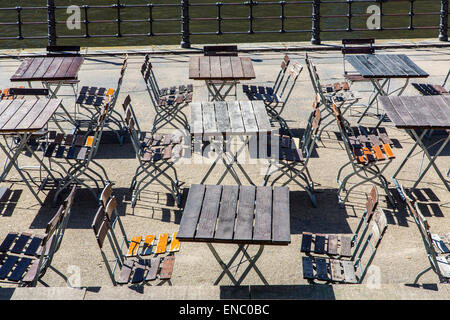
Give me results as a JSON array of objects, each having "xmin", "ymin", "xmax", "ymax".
[
  {"xmin": 219, "ymin": 284, "xmax": 337, "ymax": 299},
  {"xmin": 93, "ymin": 131, "xmax": 136, "ymax": 159},
  {"xmin": 0, "ymin": 188, "xmax": 22, "ymax": 217}
]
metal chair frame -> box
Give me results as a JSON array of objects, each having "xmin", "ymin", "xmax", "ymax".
[
  {"xmin": 122, "ymin": 96, "xmax": 182, "ymax": 208},
  {"xmin": 141, "ymin": 56, "xmax": 190, "ymax": 133},
  {"xmin": 397, "ymin": 185, "xmax": 450, "ymax": 284},
  {"xmin": 334, "ymin": 106, "xmax": 395, "ymax": 207}
]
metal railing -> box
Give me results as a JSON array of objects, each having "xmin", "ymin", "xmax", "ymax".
[{"xmin": 0, "ymin": 0, "xmax": 447, "ymax": 48}]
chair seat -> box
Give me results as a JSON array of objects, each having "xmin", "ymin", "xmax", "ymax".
[{"xmin": 116, "ymin": 256, "xmax": 175, "ymax": 285}]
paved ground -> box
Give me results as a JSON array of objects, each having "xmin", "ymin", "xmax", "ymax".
[{"xmin": 0, "ymin": 39, "xmax": 448, "ymax": 299}]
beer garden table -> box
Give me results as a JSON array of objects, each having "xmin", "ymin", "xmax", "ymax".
[
  {"xmin": 0, "ymin": 98, "xmax": 63, "ymax": 205},
  {"xmin": 378, "ymin": 95, "xmax": 450, "ymax": 192},
  {"xmin": 189, "ymin": 56, "xmax": 256, "ymax": 101}
]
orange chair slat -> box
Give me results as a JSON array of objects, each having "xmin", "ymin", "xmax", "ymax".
[
  {"xmin": 106, "ymin": 88, "xmax": 115, "ymax": 96},
  {"xmin": 155, "ymin": 233, "xmax": 169, "ymax": 254},
  {"xmin": 372, "ymin": 146, "xmax": 385, "ymax": 161},
  {"xmin": 85, "ymin": 136, "xmax": 94, "ymax": 147},
  {"xmin": 363, "ymin": 147, "xmax": 376, "ymax": 163},
  {"xmin": 141, "ymin": 234, "xmax": 155, "ymax": 255},
  {"xmin": 353, "ymin": 148, "xmax": 366, "ymax": 164},
  {"xmin": 382, "ymin": 144, "xmax": 395, "ymax": 159},
  {"xmin": 126, "ymin": 236, "xmax": 142, "ymax": 257},
  {"xmin": 169, "ymin": 232, "xmax": 180, "ymax": 252}
]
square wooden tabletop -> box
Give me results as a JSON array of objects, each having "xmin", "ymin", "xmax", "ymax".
[
  {"xmin": 189, "ymin": 56, "xmax": 256, "ymax": 80},
  {"xmin": 190, "ymin": 101, "xmax": 272, "ymax": 136},
  {"xmin": 345, "ymin": 54, "xmax": 429, "ymax": 79},
  {"xmin": 0, "ymin": 99, "xmax": 62, "ymax": 133},
  {"xmin": 177, "ymin": 184, "xmax": 291, "ymax": 245},
  {"xmin": 10, "ymin": 56, "xmax": 84, "ymax": 82},
  {"xmin": 378, "ymin": 95, "xmax": 450, "ymax": 129}
]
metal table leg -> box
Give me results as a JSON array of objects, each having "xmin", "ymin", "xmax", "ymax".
[
  {"xmin": 393, "ymin": 129, "xmax": 450, "ymax": 192},
  {"xmin": 207, "ymin": 242, "xmax": 267, "ymax": 286}
]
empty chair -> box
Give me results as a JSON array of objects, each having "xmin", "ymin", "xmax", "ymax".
[
  {"xmin": 121, "ymin": 96, "xmax": 184, "ymax": 208},
  {"xmin": 75, "ymin": 55, "xmax": 128, "ymax": 144},
  {"xmin": 92, "ymin": 185, "xmax": 179, "ymax": 286},
  {"xmin": 301, "ymin": 185, "xmax": 378, "ymax": 259},
  {"xmin": 398, "ymin": 185, "xmax": 450, "ymax": 284},
  {"xmin": 245, "ymin": 60, "xmax": 303, "ymax": 131},
  {"xmin": 304, "ymin": 53, "xmax": 360, "ymax": 140},
  {"xmin": 141, "ymin": 55, "xmax": 192, "ymax": 133},
  {"xmin": 0, "ymin": 186, "xmax": 76, "ymax": 286},
  {"xmin": 334, "ymin": 104, "xmax": 396, "ymax": 207},
  {"xmin": 251, "ymin": 107, "xmax": 321, "ymax": 207},
  {"xmin": 242, "ymin": 54, "xmax": 291, "ymax": 105},
  {"xmin": 302, "ymin": 208, "xmax": 387, "ymax": 284}
]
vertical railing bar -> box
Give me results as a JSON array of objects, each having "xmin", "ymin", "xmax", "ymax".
[
  {"xmin": 116, "ymin": 0, "xmax": 122, "ymax": 37},
  {"xmin": 181, "ymin": 0, "xmax": 191, "ymax": 48},
  {"xmin": 47, "ymin": 0, "xmax": 57, "ymax": 46},
  {"xmin": 347, "ymin": 0, "xmax": 352, "ymax": 31},
  {"xmin": 409, "ymin": 0, "xmax": 415, "ymax": 30},
  {"xmin": 439, "ymin": 0, "xmax": 449, "ymax": 41},
  {"xmin": 17, "ymin": 6, "xmax": 23, "ymax": 40},
  {"xmin": 379, "ymin": 0, "xmax": 383, "ymax": 31},
  {"xmin": 217, "ymin": 2, "xmax": 222, "ymax": 35},
  {"xmin": 280, "ymin": 1, "xmax": 286, "ymax": 33},
  {"xmin": 83, "ymin": 5, "xmax": 90, "ymax": 38},
  {"xmin": 148, "ymin": 3, "xmax": 153, "ymax": 36},
  {"xmin": 311, "ymin": 0, "xmax": 321, "ymax": 44}
]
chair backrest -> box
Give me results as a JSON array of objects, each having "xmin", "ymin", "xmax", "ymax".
[
  {"xmin": 203, "ymin": 45, "xmax": 238, "ymax": 56},
  {"xmin": 305, "ymin": 54, "xmax": 329, "ymax": 106},
  {"xmin": 351, "ymin": 185, "xmax": 379, "ymax": 257},
  {"xmin": 301, "ymin": 107, "xmax": 321, "ymax": 161},
  {"xmin": 353, "ymin": 208, "xmax": 387, "ymax": 283},
  {"xmin": 141, "ymin": 55, "xmax": 162, "ymax": 104},
  {"xmin": 8, "ymin": 88, "xmax": 49, "ymax": 97},
  {"xmin": 107, "ymin": 55, "xmax": 128, "ymax": 111},
  {"xmin": 341, "ymin": 39, "xmax": 375, "ymax": 74},
  {"xmin": 276, "ymin": 61, "xmax": 303, "ymax": 102},
  {"xmin": 272, "ymin": 55, "xmax": 291, "ymax": 94},
  {"xmin": 46, "ymin": 45, "xmax": 81, "ymax": 56}
]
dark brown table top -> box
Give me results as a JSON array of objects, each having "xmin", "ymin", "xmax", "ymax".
[
  {"xmin": 378, "ymin": 95, "xmax": 450, "ymax": 129},
  {"xmin": 189, "ymin": 56, "xmax": 256, "ymax": 80},
  {"xmin": 345, "ymin": 54, "xmax": 429, "ymax": 79},
  {"xmin": 0, "ymin": 99, "xmax": 62, "ymax": 133},
  {"xmin": 10, "ymin": 56, "xmax": 84, "ymax": 82},
  {"xmin": 177, "ymin": 184, "xmax": 291, "ymax": 245}
]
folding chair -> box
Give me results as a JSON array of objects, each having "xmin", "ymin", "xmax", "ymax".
[
  {"xmin": 0, "ymin": 185, "xmax": 76, "ymax": 287},
  {"xmin": 245, "ymin": 60, "xmax": 303, "ymax": 127},
  {"xmin": 397, "ymin": 185, "xmax": 450, "ymax": 284},
  {"xmin": 304, "ymin": 53, "xmax": 360, "ymax": 140},
  {"xmin": 76, "ymin": 55, "xmax": 128, "ymax": 144},
  {"xmin": 38, "ymin": 104, "xmax": 111, "ymax": 206},
  {"xmin": 141, "ymin": 55, "xmax": 192, "ymax": 133},
  {"xmin": 255, "ymin": 108, "xmax": 321, "ymax": 207},
  {"xmin": 301, "ymin": 185, "xmax": 378, "ymax": 259},
  {"xmin": 334, "ymin": 104, "xmax": 396, "ymax": 207},
  {"xmin": 121, "ymin": 96, "xmax": 184, "ymax": 208},
  {"xmin": 411, "ymin": 68, "xmax": 450, "ymax": 96},
  {"xmin": 302, "ymin": 208, "xmax": 387, "ymax": 284},
  {"xmin": 243, "ymin": 54, "xmax": 290, "ymax": 105},
  {"xmin": 92, "ymin": 186, "xmax": 179, "ymax": 286}
]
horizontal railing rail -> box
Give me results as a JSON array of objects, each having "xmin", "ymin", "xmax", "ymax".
[{"xmin": 0, "ymin": 0, "xmax": 447, "ymax": 48}]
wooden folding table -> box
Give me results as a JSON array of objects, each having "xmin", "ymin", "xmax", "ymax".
[
  {"xmin": 177, "ymin": 184, "xmax": 290, "ymax": 285},
  {"xmin": 189, "ymin": 56, "xmax": 256, "ymax": 101},
  {"xmin": 378, "ymin": 95, "xmax": 450, "ymax": 192},
  {"xmin": 345, "ymin": 54, "xmax": 429, "ymax": 124},
  {"xmin": 190, "ymin": 100, "xmax": 273, "ymax": 185},
  {"xmin": 10, "ymin": 56, "xmax": 84, "ymax": 125},
  {"xmin": 0, "ymin": 98, "xmax": 63, "ymax": 205}
]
